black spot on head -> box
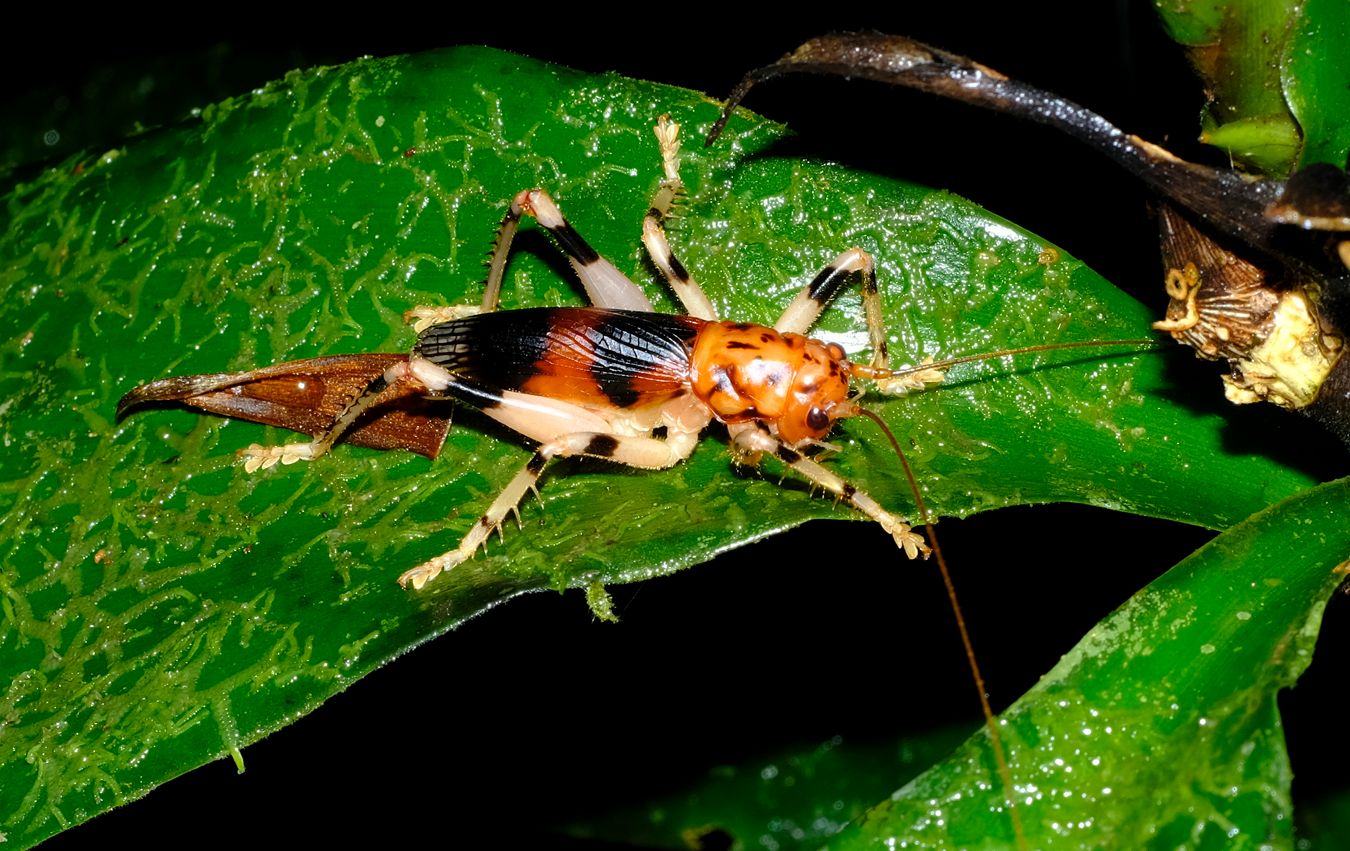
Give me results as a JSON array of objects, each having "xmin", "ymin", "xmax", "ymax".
[
  {"xmin": 728, "ymin": 322, "xmax": 755, "ymax": 331},
  {"xmin": 725, "ymin": 341, "xmax": 758, "ymax": 349},
  {"xmin": 760, "ymin": 333, "xmax": 774, "ymax": 343}
]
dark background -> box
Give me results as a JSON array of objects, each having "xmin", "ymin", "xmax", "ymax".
[{"xmin": 13, "ymin": 4, "xmax": 1348, "ymax": 847}]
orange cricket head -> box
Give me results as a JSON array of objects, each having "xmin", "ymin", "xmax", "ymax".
[{"xmin": 688, "ymin": 321, "xmax": 856, "ymax": 445}]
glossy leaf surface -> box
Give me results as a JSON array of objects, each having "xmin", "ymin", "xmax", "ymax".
[
  {"xmin": 1156, "ymin": 0, "xmax": 1350, "ymax": 172},
  {"xmin": 827, "ymin": 476, "xmax": 1350, "ymax": 849},
  {"xmin": 0, "ymin": 47, "xmax": 1323, "ymax": 847},
  {"xmin": 570, "ymin": 479, "xmax": 1350, "ymax": 849}
]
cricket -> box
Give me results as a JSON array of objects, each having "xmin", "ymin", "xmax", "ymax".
[
  {"xmin": 142, "ymin": 116, "xmax": 1141, "ymax": 592},
  {"xmin": 118, "ymin": 113, "xmax": 1151, "ymax": 847},
  {"xmin": 236, "ymin": 116, "xmax": 950, "ymax": 592}
]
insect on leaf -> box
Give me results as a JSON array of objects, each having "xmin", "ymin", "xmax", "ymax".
[{"xmin": 0, "ymin": 46, "xmax": 1326, "ymax": 846}]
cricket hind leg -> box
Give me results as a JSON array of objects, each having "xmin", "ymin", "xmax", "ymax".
[
  {"xmin": 411, "ymin": 115, "xmax": 712, "ymax": 332},
  {"xmin": 498, "ymin": 188, "xmax": 656, "ymax": 313},
  {"xmin": 727, "ymin": 421, "xmax": 930, "ymax": 559},
  {"xmin": 405, "ymin": 186, "xmax": 657, "ymax": 332},
  {"xmin": 642, "ymin": 116, "xmax": 718, "ymax": 320},
  {"xmin": 398, "ymin": 425, "xmax": 703, "ymax": 589}
]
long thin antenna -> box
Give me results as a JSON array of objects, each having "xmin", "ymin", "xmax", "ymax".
[
  {"xmin": 850, "ymin": 339, "xmax": 1159, "ymax": 383},
  {"xmin": 853, "ymin": 405, "xmax": 1027, "ymax": 849}
]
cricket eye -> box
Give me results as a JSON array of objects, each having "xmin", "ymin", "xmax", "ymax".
[{"xmin": 806, "ymin": 406, "xmax": 832, "ymax": 432}]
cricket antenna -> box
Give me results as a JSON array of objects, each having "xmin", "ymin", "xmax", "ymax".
[
  {"xmin": 850, "ymin": 339, "xmax": 1161, "ymax": 385},
  {"xmin": 851, "ymin": 404, "xmax": 1028, "ymax": 849}
]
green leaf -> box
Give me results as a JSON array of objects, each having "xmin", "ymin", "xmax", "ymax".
[
  {"xmin": 1299, "ymin": 785, "xmax": 1350, "ymax": 847},
  {"xmin": 1155, "ymin": 0, "xmax": 1301, "ymax": 172},
  {"xmin": 565, "ymin": 727, "xmax": 975, "ymax": 849},
  {"xmin": 1282, "ymin": 0, "xmax": 1350, "ymax": 169},
  {"xmin": 0, "ymin": 47, "xmax": 1323, "ymax": 847},
  {"xmin": 830, "ymin": 476, "xmax": 1350, "ymax": 849},
  {"xmin": 1155, "ymin": 0, "xmax": 1350, "ymax": 173},
  {"xmin": 575, "ymin": 479, "xmax": 1350, "ymax": 849}
]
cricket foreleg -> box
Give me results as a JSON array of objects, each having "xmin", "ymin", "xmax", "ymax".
[
  {"xmin": 239, "ymin": 360, "xmax": 423, "ymax": 472},
  {"xmin": 642, "ymin": 116, "xmax": 717, "ymax": 320},
  {"xmin": 773, "ymin": 248, "xmax": 946, "ymax": 394},
  {"xmin": 773, "ymin": 248, "xmax": 882, "ymax": 355},
  {"xmin": 729, "ymin": 423, "xmax": 930, "ymax": 559},
  {"xmin": 399, "ymin": 426, "xmax": 702, "ymax": 589}
]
